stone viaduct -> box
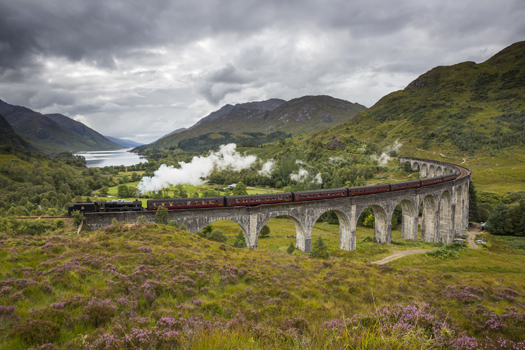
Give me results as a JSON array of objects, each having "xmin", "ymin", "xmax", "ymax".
[{"xmin": 85, "ymin": 157, "xmax": 471, "ymax": 253}]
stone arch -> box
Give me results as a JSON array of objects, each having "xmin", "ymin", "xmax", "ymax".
[
  {"xmin": 412, "ymin": 162, "xmax": 421, "ymax": 171},
  {"xmin": 258, "ymin": 213, "xmax": 309, "ymax": 252},
  {"xmin": 436, "ymin": 166, "xmax": 443, "ymax": 176},
  {"xmin": 394, "ymin": 199, "xmax": 418, "ymax": 240},
  {"xmin": 438, "ymin": 190, "xmax": 453, "ymax": 243},
  {"xmin": 455, "ymin": 185, "xmax": 464, "ymax": 236},
  {"xmin": 420, "ymin": 195, "xmax": 437, "ymax": 242},
  {"xmin": 420, "ymin": 163, "xmax": 428, "ymax": 177},
  {"xmin": 429, "ymin": 164, "xmax": 436, "ymax": 178},
  {"xmin": 357, "ymin": 204, "xmax": 390, "ymax": 244},
  {"xmin": 310, "ymin": 209, "xmax": 353, "ymax": 251}
]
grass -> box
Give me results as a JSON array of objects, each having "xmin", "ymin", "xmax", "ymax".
[{"xmin": 0, "ymin": 220, "xmax": 524, "ymax": 348}]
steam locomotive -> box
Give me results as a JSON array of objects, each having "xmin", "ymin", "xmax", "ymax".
[{"xmin": 68, "ymin": 173, "xmax": 458, "ymax": 215}]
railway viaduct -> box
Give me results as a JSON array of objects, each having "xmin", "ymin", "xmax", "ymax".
[{"xmin": 84, "ymin": 157, "xmax": 471, "ymax": 253}]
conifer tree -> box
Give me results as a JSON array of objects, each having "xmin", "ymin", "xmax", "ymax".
[{"xmin": 311, "ymin": 236, "xmax": 329, "ymax": 259}]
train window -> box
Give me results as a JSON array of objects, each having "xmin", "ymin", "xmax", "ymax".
[
  {"xmin": 272, "ymin": 197, "xmax": 275, "ymax": 200},
  {"xmin": 256, "ymin": 198, "xmax": 261, "ymax": 202},
  {"xmin": 266, "ymin": 197, "xmax": 269, "ymax": 200},
  {"xmin": 196, "ymin": 201, "xmax": 201, "ymax": 205},
  {"xmin": 202, "ymin": 200, "xmax": 207, "ymax": 205},
  {"xmin": 236, "ymin": 199, "xmax": 240, "ymax": 203},
  {"xmin": 278, "ymin": 196, "xmax": 282, "ymax": 200},
  {"xmin": 250, "ymin": 198, "xmax": 254, "ymax": 202},
  {"xmin": 243, "ymin": 198, "xmax": 247, "ymax": 203}
]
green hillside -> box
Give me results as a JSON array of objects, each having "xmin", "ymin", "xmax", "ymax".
[
  {"xmin": 0, "ymin": 99, "xmax": 122, "ymax": 154},
  {"xmin": 312, "ymin": 41, "xmax": 525, "ymax": 194},
  {"xmin": 139, "ymin": 95, "xmax": 367, "ymax": 151}
]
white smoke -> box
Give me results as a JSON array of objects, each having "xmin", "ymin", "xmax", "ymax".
[
  {"xmin": 371, "ymin": 140, "xmax": 403, "ymax": 166},
  {"xmin": 259, "ymin": 160, "xmax": 275, "ymax": 177},
  {"xmin": 137, "ymin": 143, "xmax": 257, "ymax": 194},
  {"xmin": 290, "ymin": 161, "xmax": 323, "ymax": 185}
]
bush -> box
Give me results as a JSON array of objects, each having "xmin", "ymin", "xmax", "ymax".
[
  {"xmin": 111, "ymin": 218, "xmax": 118, "ymax": 225},
  {"xmin": 72, "ymin": 210, "xmax": 84, "ymax": 226},
  {"xmin": 311, "ymin": 237, "xmax": 329, "ymax": 259},
  {"xmin": 259, "ymin": 224, "xmax": 270, "ymax": 238},
  {"xmin": 155, "ymin": 206, "xmax": 169, "ymax": 224},
  {"xmin": 54, "ymin": 218, "xmax": 65, "ymax": 228},
  {"xmin": 364, "ymin": 214, "xmax": 375, "ymax": 228},
  {"xmin": 425, "ymin": 242, "xmax": 465, "ymax": 259},
  {"xmin": 137, "ymin": 215, "xmax": 148, "ymax": 224},
  {"xmin": 167, "ymin": 220, "xmax": 179, "ymax": 227},
  {"xmin": 179, "ymin": 223, "xmax": 187, "ymax": 231},
  {"xmin": 83, "ymin": 298, "xmax": 117, "ymax": 327},
  {"xmin": 233, "ymin": 230, "xmax": 247, "ymax": 248},
  {"xmin": 287, "ymin": 242, "xmax": 295, "ymax": 254},
  {"xmin": 207, "ymin": 229, "xmax": 227, "ymax": 243},
  {"xmin": 10, "ymin": 319, "xmax": 61, "ymax": 345}
]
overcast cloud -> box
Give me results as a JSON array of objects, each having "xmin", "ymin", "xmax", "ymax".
[{"xmin": 0, "ymin": 0, "xmax": 523, "ymax": 143}]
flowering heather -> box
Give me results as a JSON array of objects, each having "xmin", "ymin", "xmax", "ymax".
[{"xmin": 138, "ymin": 246, "xmax": 152, "ymax": 253}]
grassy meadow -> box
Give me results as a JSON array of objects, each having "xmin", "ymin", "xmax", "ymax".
[{"xmin": 0, "ymin": 217, "xmax": 524, "ymax": 349}]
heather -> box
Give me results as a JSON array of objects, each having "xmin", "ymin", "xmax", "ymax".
[{"xmin": 0, "ymin": 222, "xmax": 524, "ymax": 349}]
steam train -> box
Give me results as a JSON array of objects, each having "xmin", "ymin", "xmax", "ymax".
[{"xmin": 68, "ymin": 173, "xmax": 458, "ymax": 215}]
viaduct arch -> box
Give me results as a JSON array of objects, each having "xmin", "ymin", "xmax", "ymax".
[{"xmin": 85, "ymin": 157, "xmax": 471, "ymax": 253}]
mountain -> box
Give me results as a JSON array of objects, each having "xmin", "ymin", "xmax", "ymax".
[
  {"xmin": 104, "ymin": 136, "xmax": 143, "ymax": 148},
  {"xmin": 0, "ymin": 113, "xmax": 35, "ymax": 151},
  {"xmin": 161, "ymin": 128, "xmax": 187, "ymax": 139},
  {"xmin": 0, "ymin": 99, "xmax": 122, "ymax": 154},
  {"xmin": 139, "ymin": 96, "xmax": 366, "ymax": 151}
]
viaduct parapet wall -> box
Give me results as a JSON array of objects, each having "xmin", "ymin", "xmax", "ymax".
[{"xmin": 85, "ymin": 157, "xmax": 471, "ymax": 253}]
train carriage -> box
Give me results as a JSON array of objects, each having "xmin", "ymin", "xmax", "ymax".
[
  {"xmin": 390, "ymin": 180, "xmax": 421, "ymax": 191},
  {"xmin": 348, "ymin": 184, "xmax": 390, "ymax": 196},
  {"xmin": 293, "ymin": 188, "xmax": 347, "ymax": 202},
  {"xmin": 442, "ymin": 174, "xmax": 456, "ymax": 182},
  {"xmin": 225, "ymin": 193, "xmax": 292, "ymax": 207},
  {"xmin": 421, "ymin": 176, "xmax": 443, "ymax": 186},
  {"xmin": 102, "ymin": 200, "xmax": 143, "ymax": 212},
  {"xmin": 147, "ymin": 197, "xmax": 225, "ymax": 210}
]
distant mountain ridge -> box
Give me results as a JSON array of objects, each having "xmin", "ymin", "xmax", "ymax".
[
  {"xmin": 0, "ymin": 99, "xmax": 122, "ymax": 154},
  {"xmin": 104, "ymin": 136, "xmax": 143, "ymax": 148},
  {"xmin": 139, "ymin": 96, "xmax": 366, "ymax": 151}
]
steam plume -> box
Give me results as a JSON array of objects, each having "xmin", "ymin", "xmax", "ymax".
[{"xmin": 137, "ymin": 144, "xmax": 256, "ymax": 194}]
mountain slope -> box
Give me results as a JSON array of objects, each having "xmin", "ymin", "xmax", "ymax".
[
  {"xmin": 46, "ymin": 113, "xmax": 122, "ymax": 150},
  {"xmin": 140, "ymin": 96, "xmax": 366, "ymax": 151},
  {"xmin": 104, "ymin": 135, "xmax": 143, "ymax": 148},
  {"xmin": 0, "ymin": 113, "xmax": 35, "ymax": 151},
  {"xmin": 0, "ymin": 99, "xmax": 122, "ymax": 154}
]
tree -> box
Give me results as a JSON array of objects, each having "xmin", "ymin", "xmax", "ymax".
[
  {"xmin": 155, "ymin": 206, "xmax": 169, "ymax": 224},
  {"xmin": 486, "ymin": 203, "xmax": 512, "ymax": 235},
  {"xmin": 232, "ymin": 182, "xmax": 248, "ymax": 196},
  {"xmin": 131, "ymin": 172, "xmax": 140, "ymax": 182},
  {"xmin": 117, "ymin": 185, "xmax": 129, "ymax": 198},
  {"xmin": 364, "ymin": 214, "xmax": 375, "ymax": 228},
  {"xmin": 99, "ymin": 187, "xmax": 109, "ymax": 196},
  {"xmin": 287, "ymin": 242, "xmax": 295, "ymax": 254},
  {"xmin": 311, "ymin": 236, "xmax": 329, "ymax": 259},
  {"xmin": 207, "ymin": 229, "xmax": 227, "ymax": 243},
  {"xmin": 259, "ymin": 224, "xmax": 270, "ymax": 238},
  {"xmin": 233, "ymin": 230, "xmax": 247, "ymax": 248},
  {"xmin": 469, "ymin": 182, "xmax": 480, "ymax": 222},
  {"xmin": 175, "ymin": 184, "xmax": 188, "ymax": 198},
  {"xmin": 202, "ymin": 189, "xmax": 218, "ymax": 197}
]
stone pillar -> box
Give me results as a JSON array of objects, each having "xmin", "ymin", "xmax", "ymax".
[
  {"xmin": 340, "ymin": 205, "xmax": 356, "ymax": 251},
  {"xmin": 247, "ymin": 213, "xmax": 258, "ymax": 248}
]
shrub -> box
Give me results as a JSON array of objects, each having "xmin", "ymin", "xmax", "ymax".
[
  {"xmin": 425, "ymin": 242, "xmax": 465, "ymax": 259},
  {"xmin": 287, "ymin": 242, "xmax": 295, "ymax": 254},
  {"xmin": 311, "ymin": 237, "xmax": 329, "ymax": 259},
  {"xmin": 155, "ymin": 206, "xmax": 168, "ymax": 224},
  {"xmin": 259, "ymin": 224, "xmax": 270, "ymax": 238},
  {"xmin": 83, "ymin": 298, "xmax": 117, "ymax": 327},
  {"xmin": 71, "ymin": 210, "xmax": 84, "ymax": 226},
  {"xmin": 364, "ymin": 214, "xmax": 375, "ymax": 228},
  {"xmin": 10, "ymin": 319, "xmax": 61, "ymax": 345},
  {"xmin": 111, "ymin": 218, "xmax": 118, "ymax": 225},
  {"xmin": 207, "ymin": 229, "xmax": 227, "ymax": 243},
  {"xmin": 167, "ymin": 220, "xmax": 179, "ymax": 228},
  {"xmin": 179, "ymin": 223, "xmax": 187, "ymax": 231},
  {"xmin": 54, "ymin": 218, "xmax": 65, "ymax": 228},
  {"xmin": 137, "ymin": 215, "xmax": 148, "ymax": 224},
  {"xmin": 233, "ymin": 230, "xmax": 246, "ymax": 248}
]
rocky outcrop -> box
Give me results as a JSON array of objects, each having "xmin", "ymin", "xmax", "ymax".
[{"xmin": 325, "ymin": 137, "xmax": 347, "ymax": 151}]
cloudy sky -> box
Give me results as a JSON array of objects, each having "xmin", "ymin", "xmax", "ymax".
[{"xmin": 1, "ymin": 0, "xmax": 524, "ymax": 143}]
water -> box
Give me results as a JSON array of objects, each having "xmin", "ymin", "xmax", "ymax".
[{"xmin": 75, "ymin": 148, "xmax": 147, "ymax": 168}]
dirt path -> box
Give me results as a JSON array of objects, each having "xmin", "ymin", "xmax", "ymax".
[
  {"xmin": 371, "ymin": 249, "xmax": 431, "ymax": 264},
  {"xmin": 467, "ymin": 223, "xmax": 481, "ymax": 249}
]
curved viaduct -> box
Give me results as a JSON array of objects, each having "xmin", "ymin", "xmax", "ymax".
[{"xmin": 85, "ymin": 158, "xmax": 471, "ymax": 253}]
